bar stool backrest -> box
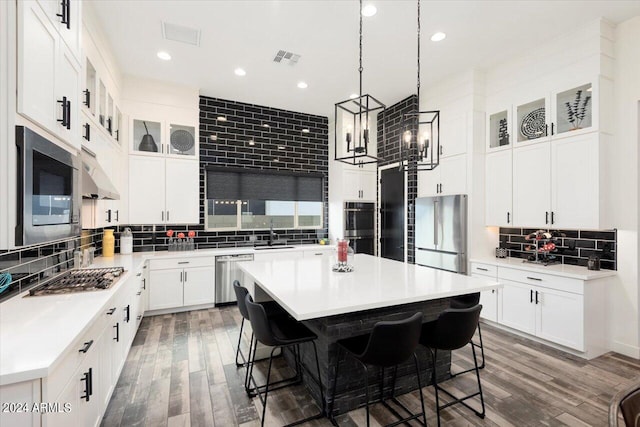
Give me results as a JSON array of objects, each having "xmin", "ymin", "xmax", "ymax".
[
  {"xmin": 450, "ymin": 292, "xmax": 480, "ymax": 309},
  {"xmin": 359, "ymin": 312, "xmax": 424, "ymax": 367},
  {"xmin": 245, "ymin": 294, "xmax": 279, "ymax": 347},
  {"xmin": 432, "ymin": 305, "xmax": 482, "ymax": 351},
  {"xmin": 233, "ymin": 280, "xmax": 250, "ymax": 321},
  {"xmin": 610, "ymin": 381, "xmax": 640, "ymax": 427}
]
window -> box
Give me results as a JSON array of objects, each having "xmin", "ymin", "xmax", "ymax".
[{"xmin": 205, "ymin": 168, "xmax": 324, "ymax": 231}]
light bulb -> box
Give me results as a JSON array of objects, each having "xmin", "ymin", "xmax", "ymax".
[{"xmin": 403, "ymin": 130, "xmax": 413, "ymax": 145}]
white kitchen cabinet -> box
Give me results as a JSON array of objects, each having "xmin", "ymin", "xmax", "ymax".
[
  {"xmin": 17, "ymin": 0, "xmax": 81, "ymax": 151},
  {"xmin": 342, "ymin": 169, "xmax": 376, "ymax": 202},
  {"xmin": 499, "ymin": 280, "xmax": 537, "ymax": 335},
  {"xmin": 485, "ymin": 150, "xmax": 512, "ymax": 227},
  {"xmin": 440, "ymin": 113, "xmax": 467, "ymax": 158},
  {"xmin": 551, "ymin": 133, "xmax": 599, "ymax": 229},
  {"xmin": 512, "ymin": 142, "xmax": 550, "ymax": 228},
  {"xmin": 0, "ymin": 380, "xmax": 41, "ymax": 427},
  {"xmin": 535, "ymin": 286, "xmax": 584, "ymax": 351},
  {"xmin": 37, "ymin": 0, "xmax": 82, "ymax": 61},
  {"xmin": 470, "ymin": 262, "xmax": 499, "ymax": 322},
  {"xmin": 417, "ymin": 154, "xmax": 467, "ymax": 197},
  {"xmin": 47, "ymin": 370, "xmax": 80, "ymax": 427},
  {"xmin": 129, "ymin": 156, "xmax": 199, "ymax": 224},
  {"xmin": 149, "ymin": 257, "xmax": 215, "ymax": 311}
]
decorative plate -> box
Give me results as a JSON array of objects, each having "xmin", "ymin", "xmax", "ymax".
[
  {"xmin": 520, "ymin": 108, "xmax": 546, "ymax": 140},
  {"xmin": 170, "ymin": 129, "xmax": 195, "ymax": 153}
]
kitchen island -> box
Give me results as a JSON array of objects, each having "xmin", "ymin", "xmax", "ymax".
[{"xmin": 239, "ymin": 254, "xmax": 501, "ymax": 414}]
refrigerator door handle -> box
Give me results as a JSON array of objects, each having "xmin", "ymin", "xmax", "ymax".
[{"xmin": 433, "ymin": 199, "xmax": 438, "ymax": 246}]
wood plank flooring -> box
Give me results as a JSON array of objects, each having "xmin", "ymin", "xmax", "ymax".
[{"xmin": 101, "ymin": 307, "xmax": 640, "ymax": 426}]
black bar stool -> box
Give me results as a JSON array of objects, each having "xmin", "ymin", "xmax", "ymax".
[
  {"xmin": 329, "ymin": 312, "xmax": 427, "ymax": 427},
  {"xmin": 245, "ymin": 294, "xmax": 325, "ymax": 427},
  {"xmin": 450, "ymin": 292, "xmax": 486, "ymax": 372},
  {"xmin": 419, "ymin": 305, "xmax": 485, "ymax": 427},
  {"xmin": 233, "ymin": 280, "xmax": 252, "ymax": 368}
]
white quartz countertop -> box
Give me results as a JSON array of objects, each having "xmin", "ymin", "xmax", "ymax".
[
  {"xmin": 470, "ymin": 257, "xmax": 617, "ymax": 280},
  {"xmin": 239, "ymin": 254, "xmax": 501, "ymax": 321},
  {"xmin": 0, "ymin": 244, "xmax": 331, "ymax": 386}
]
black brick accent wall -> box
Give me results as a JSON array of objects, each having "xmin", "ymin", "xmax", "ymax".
[
  {"xmin": 378, "ymin": 95, "xmax": 418, "ymax": 263},
  {"xmin": 499, "ymin": 227, "xmax": 617, "ymax": 270}
]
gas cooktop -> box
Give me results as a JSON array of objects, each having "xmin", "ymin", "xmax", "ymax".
[{"xmin": 28, "ymin": 267, "xmax": 126, "ymax": 296}]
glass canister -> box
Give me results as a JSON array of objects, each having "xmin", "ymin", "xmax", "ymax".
[
  {"xmin": 103, "ymin": 229, "xmax": 115, "ymax": 257},
  {"xmin": 337, "ymin": 239, "xmax": 349, "ymax": 264},
  {"xmin": 120, "ymin": 227, "xmax": 133, "ymax": 254}
]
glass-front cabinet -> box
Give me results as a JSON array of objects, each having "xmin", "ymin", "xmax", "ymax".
[
  {"xmin": 115, "ymin": 107, "xmax": 122, "ymax": 143},
  {"xmin": 554, "ymin": 83, "xmax": 593, "ymax": 136},
  {"xmin": 98, "ymin": 80, "xmax": 106, "ymax": 127},
  {"xmin": 107, "ymin": 95, "xmax": 114, "ymax": 135},
  {"xmin": 84, "ymin": 59, "xmax": 96, "ymax": 116},
  {"xmin": 487, "ymin": 109, "xmax": 511, "ymax": 151},
  {"xmin": 516, "ymin": 97, "xmax": 548, "ymax": 144},
  {"xmin": 131, "ymin": 118, "xmax": 197, "ymax": 158}
]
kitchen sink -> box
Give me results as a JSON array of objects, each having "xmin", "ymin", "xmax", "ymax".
[{"xmin": 253, "ymin": 246, "xmax": 295, "ymax": 250}]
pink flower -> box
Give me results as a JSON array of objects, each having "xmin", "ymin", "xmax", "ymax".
[
  {"xmin": 188, "ymin": 230, "xmax": 195, "ymax": 238},
  {"xmin": 166, "ymin": 230, "xmax": 174, "ymax": 237},
  {"xmin": 177, "ymin": 232, "xmax": 185, "ymax": 239}
]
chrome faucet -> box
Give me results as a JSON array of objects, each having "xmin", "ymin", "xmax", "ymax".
[{"xmin": 269, "ymin": 219, "xmax": 277, "ymax": 246}]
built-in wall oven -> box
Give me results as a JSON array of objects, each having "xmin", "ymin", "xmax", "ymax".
[
  {"xmin": 344, "ymin": 202, "xmax": 375, "ymax": 255},
  {"xmin": 16, "ymin": 126, "xmax": 80, "ymax": 246}
]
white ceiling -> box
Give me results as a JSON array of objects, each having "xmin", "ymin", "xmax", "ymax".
[{"xmin": 90, "ymin": 0, "xmax": 640, "ymax": 117}]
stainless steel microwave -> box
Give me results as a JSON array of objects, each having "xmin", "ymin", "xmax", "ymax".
[{"xmin": 15, "ymin": 126, "xmax": 80, "ymax": 246}]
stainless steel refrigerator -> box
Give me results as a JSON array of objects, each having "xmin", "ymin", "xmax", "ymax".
[{"xmin": 414, "ymin": 194, "xmax": 467, "ymax": 274}]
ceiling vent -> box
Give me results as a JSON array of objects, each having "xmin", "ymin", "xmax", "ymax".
[
  {"xmin": 273, "ymin": 50, "xmax": 301, "ymax": 65},
  {"xmin": 162, "ymin": 22, "xmax": 201, "ymax": 46}
]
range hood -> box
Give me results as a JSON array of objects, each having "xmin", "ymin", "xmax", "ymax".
[{"xmin": 81, "ymin": 147, "xmax": 120, "ymax": 200}]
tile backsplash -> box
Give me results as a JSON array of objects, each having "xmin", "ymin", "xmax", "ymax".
[
  {"xmin": 499, "ymin": 227, "xmax": 617, "ymax": 270},
  {"xmin": 0, "ymin": 230, "xmax": 105, "ymax": 302}
]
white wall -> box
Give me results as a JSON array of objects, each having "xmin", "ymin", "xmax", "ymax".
[{"xmin": 610, "ymin": 16, "xmax": 640, "ymax": 357}]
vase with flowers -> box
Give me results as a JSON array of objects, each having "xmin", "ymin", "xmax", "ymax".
[{"xmin": 565, "ymin": 89, "xmax": 591, "ymax": 131}]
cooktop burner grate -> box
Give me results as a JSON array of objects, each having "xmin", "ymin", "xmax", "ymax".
[{"xmin": 28, "ymin": 267, "xmax": 126, "ymax": 296}]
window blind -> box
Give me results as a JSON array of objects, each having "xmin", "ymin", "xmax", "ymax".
[{"xmin": 206, "ymin": 167, "xmax": 323, "ymax": 202}]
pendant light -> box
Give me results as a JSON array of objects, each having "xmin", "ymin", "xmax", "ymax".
[
  {"xmin": 399, "ymin": 0, "xmax": 440, "ymax": 172},
  {"xmin": 334, "ymin": 0, "xmax": 385, "ymax": 166}
]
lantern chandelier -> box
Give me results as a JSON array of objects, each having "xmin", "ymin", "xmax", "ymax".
[
  {"xmin": 399, "ymin": 0, "xmax": 441, "ymax": 172},
  {"xmin": 334, "ymin": 0, "xmax": 385, "ymax": 166}
]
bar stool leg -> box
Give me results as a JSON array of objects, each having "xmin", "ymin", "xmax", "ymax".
[
  {"xmin": 413, "ymin": 353, "xmax": 428, "ymax": 426},
  {"xmin": 310, "ymin": 341, "xmax": 325, "ymax": 414},
  {"xmin": 430, "ymin": 348, "xmax": 442, "ymax": 427},
  {"xmin": 362, "ymin": 363, "xmax": 370, "ymax": 427},
  {"xmin": 259, "ymin": 346, "xmax": 279, "ymax": 427},
  {"xmin": 471, "ymin": 344, "xmax": 486, "ymax": 418},
  {"xmin": 235, "ymin": 318, "xmax": 246, "ymax": 367},
  {"xmin": 476, "ymin": 323, "xmax": 486, "ymax": 369},
  {"xmin": 245, "ymin": 334, "xmax": 258, "ymax": 396}
]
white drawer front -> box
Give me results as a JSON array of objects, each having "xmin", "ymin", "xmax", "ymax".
[
  {"xmin": 470, "ymin": 262, "xmax": 497, "ymax": 277},
  {"xmin": 498, "ymin": 267, "xmax": 584, "ymax": 295},
  {"xmin": 149, "ymin": 256, "xmax": 215, "ymax": 270}
]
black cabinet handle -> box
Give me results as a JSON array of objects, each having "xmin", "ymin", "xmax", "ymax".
[
  {"xmin": 56, "ymin": 0, "xmax": 70, "ymax": 29},
  {"xmin": 114, "ymin": 322, "xmax": 119, "ymax": 342},
  {"xmin": 115, "ymin": 210, "xmax": 119, "ymax": 222},
  {"xmin": 545, "ymin": 211, "xmax": 549, "ymax": 224},
  {"xmin": 535, "ymin": 291, "xmax": 539, "ymax": 304},
  {"xmin": 142, "ymin": 278, "xmax": 146, "ymax": 290},
  {"xmin": 161, "ymin": 211, "xmax": 164, "ymax": 221},
  {"xmin": 136, "ymin": 291, "xmax": 141, "ymax": 296},
  {"xmin": 81, "ymin": 370, "xmax": 90, "ymax": 401},
  {"xmin": 124, "ymin": 304, "xmax": 130, "ymax": 323},
  {"xmin": 57, "ymin": 96, "xmax": 69, "ymax": 129},
  {"xmin": 545, "ymin": 124, "xmax": 549, "ymax": 137},
  {"xmin": 476, "ymin": 267, "xmax": 489, "ymax": 272},
  {"xmin": 180, "ymin": 271, "xmax": 183, "ymax": 282},
  {"xmin": 83, "ymin": 123, "xmax": 90, "ymax": 141},
  {"xmin": 184, "ymin": 271, "xmax": 187, "ymax": 282},
  {"xmin": 106, "ymin": 209, "xmax": 112, "ymax": 223},
  {"xmin": 78, "ymin": 340, "xmax": 93, "ymax": 353},
  {"xmin": 107, "ymin": 307, "xmax": 116, "ymax": 315},
  {"xmin": 439, "ymin": 145, "xmax": 443, "ymax": 155},
  {"xmin": 107, "ymin": 117, "xmax": 112, "ymax": 135},
  {"xmin": 551, "ymin": 123, "xmax": 555, "ymax": 135},
  {"xmin": 83, "ymin": 89, "xmax": 90, "ymax": 108},
  {"xmin": 507, "ymin": 212, "xmax": 510, "ymax": 224},
  {"xmin": 527, "ymin": 276, "xmax": 542, "ymax": 281},
  {"xmin": 137, "ymin": 315, "xmax": 142, "ymax": 321},
  {"xmin": 115, "ymin": 129, "xmax": 119, "ymax": 141},
  {"xmin": 530, "ymin": 289, "xmax": 533, "ymax": 303},
  {"xmin": 178, "ymin": 261, "xmax": 190, "ymax": 265},
  {"xmin": 551, "ymin": 211, "xmax": 555, "ymax": 225}
]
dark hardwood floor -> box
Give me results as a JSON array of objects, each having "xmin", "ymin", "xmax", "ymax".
[{"xmin": 101, "ymin": 306, "xmax": 640, "ymax": 427}]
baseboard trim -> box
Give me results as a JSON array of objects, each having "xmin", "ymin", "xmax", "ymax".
[{"xmin": 611, "ymin": 340, "xmax": 640, "ymax": 359}]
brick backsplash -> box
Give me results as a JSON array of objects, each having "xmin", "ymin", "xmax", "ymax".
[
  {"xmin": 498, "ymin": 227, "xmax": 617, "ymax": 270},
  {"xmin": 377, "ymin": 95, "xmax": 418, "ymax": 263},
  {"xmin": 0, "ymin": 229, "xmax": 105, "ymax": 302}
]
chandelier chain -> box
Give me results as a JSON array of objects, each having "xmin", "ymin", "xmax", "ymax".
[
  {"xmin": 359, "ymin": 0, "xmax": 363, "ymax": 96},
  {"xmin": 416, "ymin": 0, "xmax": 421, "ymax": 106}
]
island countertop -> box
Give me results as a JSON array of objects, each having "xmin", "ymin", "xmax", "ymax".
[{"xmin": 238, "ymin": 254, "xmax": 501, "ymax": 321}]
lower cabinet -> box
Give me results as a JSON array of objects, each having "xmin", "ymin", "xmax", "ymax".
[
  {"xmin": 470, "ymin": 263, "xmax": 499, "ymax": 322},
  {"xmin": 148, "ymin": 257, "xmax": 215, "ymax": 311}
]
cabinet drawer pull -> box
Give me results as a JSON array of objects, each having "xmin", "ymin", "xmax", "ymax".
[
  {"xmin": 125, "ymin": 304, "xmax": 130, "ymax": 323},
  {"xmin": 107, "ymin": 307, "xmax": 116, "ymax": 315},
  {"xmin": 551, "ymin": 211, "xmax": 555, "ymax": 225},
  {"xmin": 526, "ymin": 276, "xmax": 542, "ymax": 281},
  {"xmin": 136, "ymin": 272, "xmax": 142, "ymax": 277},
  {"xmin": 530, "ymin": 289, "xmax": 534, "ymax": 303},
  {"xmin": 142, "ymin": 278, "xmax": 146, "ymax": 289},
  {"xmin": 507, "ymin": 212, "xmax": 510, "ymax": 224},
  {"xmin": 314, "ymin": 253, "xmax": 323, "ymax": 256},
  {"xmin": 491, "ymin": 289, "xmax": 495, "ymax": 294},
  {"xmin": 80, "ymin": 370, "xmax": 90, "ymax": 401},
  {"xmin": 78, "ymin": 340, "xmax": 94, "ymax": 353},
  {"xmin": 476, "ymin": 267, "xmax": 489, "ymax": 272},
  {"xmin": 56, "ymin": 0, "xmax": 70, "ymax": 30},
  {"xmin": 83, "ymin": 123, "xmax": 90, "ymax": 141},
  {"xmin": 83, "ymin": 89, "xmax": 90, "ymax": 108},
  {"xmin": 114, "ymin": 323, "xmax": 119, "ymax": 342},
  {"xmin": 178, "ymin": 261, "xmax": 190, "ymax": 264},
  {"xmin": 545, "ymin": 211, "xmax": 549, "ymax": 224},
  {"xmin": 137, "ymin": 315, "xmax": 142, "ymax": 321},
  {"xmin": 535, "ymin": 291, "xmax": 539, "ymax": 304},
  {"xmin": 136, "ymin": 291, "xmax": 142, "ymax": 296}
]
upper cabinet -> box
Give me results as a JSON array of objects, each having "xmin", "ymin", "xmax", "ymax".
[
  {"xmin": 17, "ymin": 0, "xmax": 81, "ymax": 151},
  {"xmin": 131, "ymin": 118, "xmax": 197, "ymax": 159},
  {"xmin": 36, "ymin": 0, "xmax": 82, "ymax": 61},
  {"xmin": 487, "ymin": 109, "xmax": 512, "ymax": 152}
]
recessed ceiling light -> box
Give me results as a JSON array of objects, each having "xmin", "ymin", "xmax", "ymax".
[
  {"xmin": 431, "ymin": 32, "xmax": 446, "ymax": 42},
  {"xmin": 157, "ymin": 51, "xmax": 171, "ymax": 61},
  {"xmin": 301, "ymin": 129, "xmax": 310, "ymax": 133},
  {"xmin": 248, "ymin": 140, "xmax": 255, "ymax": 146},
  {"xmin": 234, "ymin": 68, "xmax": 246, "ymax": 76},
  {"xmin": 278, "ymin": 146, "xmax": 285, "ymax": 150},
  {"xmin": 361, "ymin": 4, "xmax": 377, "ymax": 17},
  {"xmin": 297, "ymin": 81, "xmax": 308, "ymax": 89},
  {"xmin": 349, "ymin": 93, "xmax": 359, "ymax": 99},
  {"xmin": 217, "ymin": 116, "xmax": 227, "ymax": 121}
]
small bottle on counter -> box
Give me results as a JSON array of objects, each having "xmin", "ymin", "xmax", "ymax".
[{"xmin": 73, "ymin": 250, "xmax": 83, "ymax": 269}]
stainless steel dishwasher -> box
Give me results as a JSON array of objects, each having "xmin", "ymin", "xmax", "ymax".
[{"xmin": 215, "ymin": 254, "xmax": 254, "ymax": 305}]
